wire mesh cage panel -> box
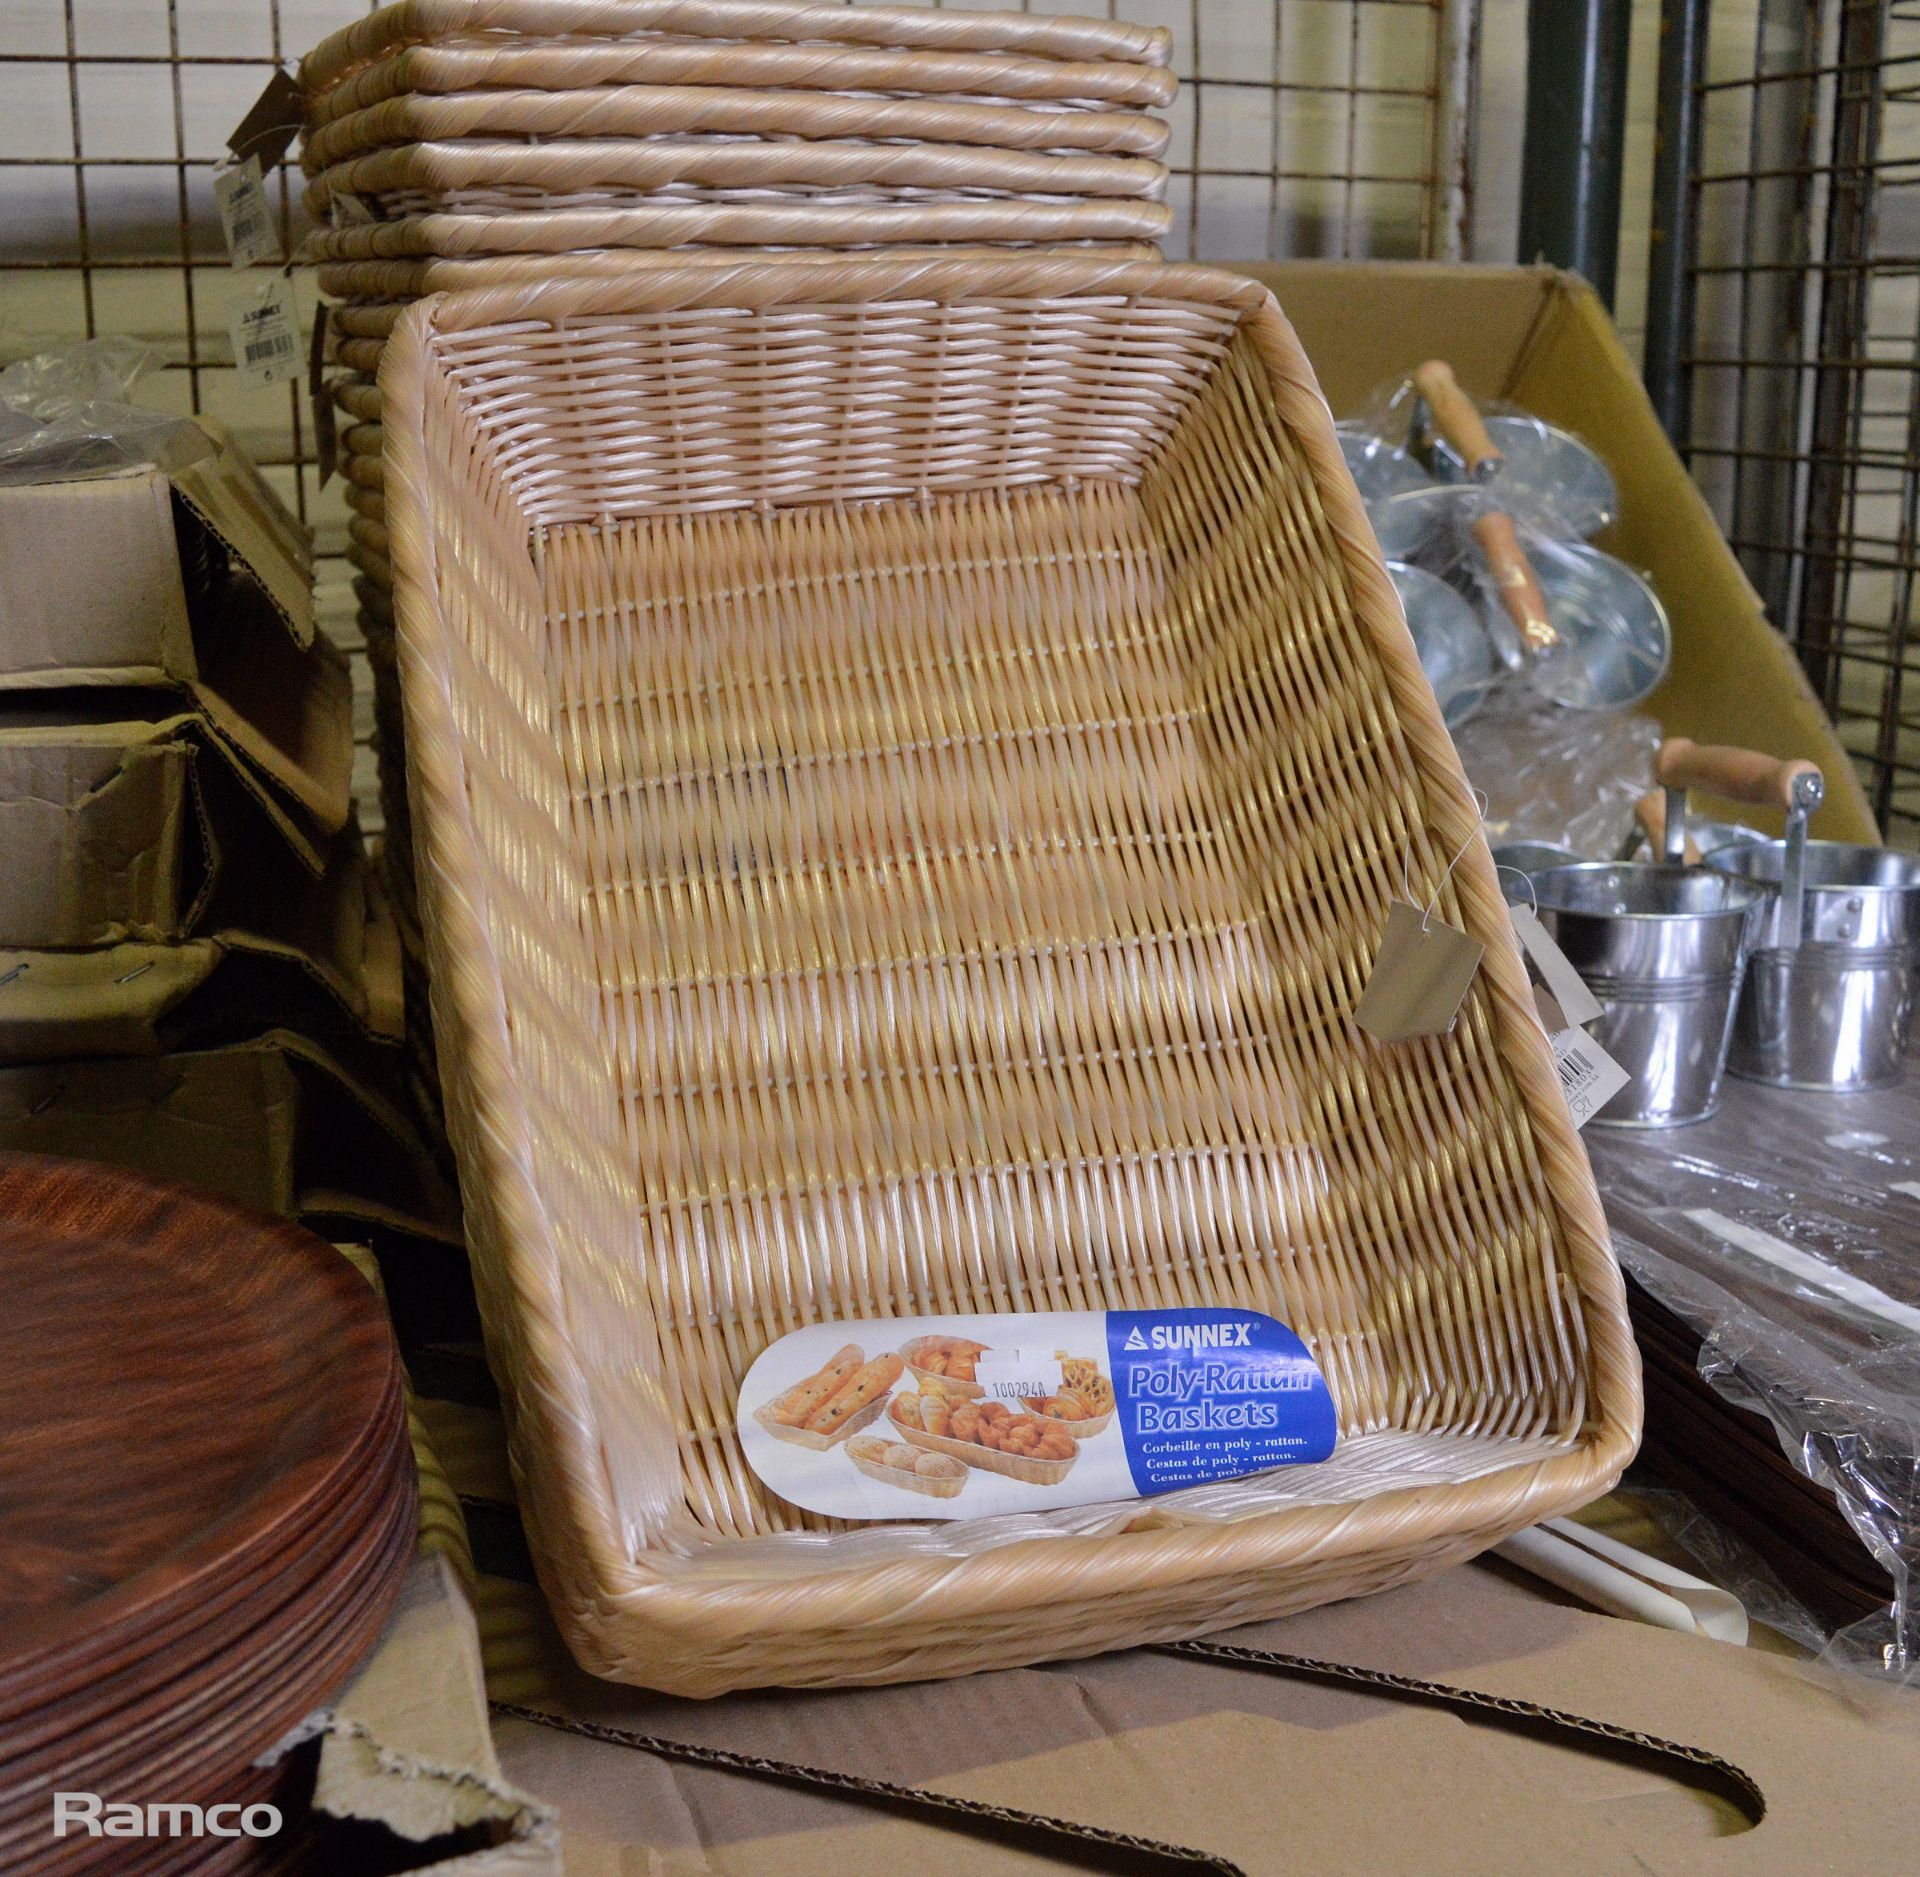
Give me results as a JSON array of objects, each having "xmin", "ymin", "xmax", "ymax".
[
  {"xmin": 0, "ymin": 1, "xmax": 1475, "ymax": 828},
  {"xmin": 1651, "ymin": 0, "xmax": 1920, "ymax": 840}
]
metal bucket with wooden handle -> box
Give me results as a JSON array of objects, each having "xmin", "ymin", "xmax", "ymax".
[
  {"xmin": 1519, "ymin": 534, "xmax": 1671, "ymax": 710},
  {"xmin": 1411, "ymin": 359, "xmax": 1617, "ymax": 539},
  {"xmin": 1617, "ymin": 789, "xmax": 1765, "ymax": 864},
  {"xmin": 1666, "ymin": 739, "xmax": 1920, "ymax": 1090},
  {"xmin": 1386, "ymin": 560, "xmax": 1498, "ymax": 728},
  {"xmin": 1336, "ymin": 421, "xmax": 1462, "ymax": 563},
  {"xmin": 1531, "ymin": 854, "xmax": 1768, "ymax": 1128},
  {"xmin": 1409, "ymin": 361, "xmax": 1666, "ymax": 704}
]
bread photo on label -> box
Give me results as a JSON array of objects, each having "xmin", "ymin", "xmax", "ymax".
[
  {"xmin": 805, "ymin": 1353, "xmax": 906, "ymax": 1435},
  {"xmin": 762, "ymin": 1343, "xmax": 863, "ymax": 1427}
]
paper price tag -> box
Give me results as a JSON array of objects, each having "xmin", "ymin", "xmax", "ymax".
[
  {"xmin": 229, "ymin": 278, "xmax": 302, "ymax": 388},
  {"xmin": 1552, "ymin": 1027, "xmax": 1631, "ymax": 1128},
  {"xmin": 213, "ymin": 157, "xmax": 280, "ymax": 269},
  {"xmin": 1510, "ymin": 904, "xmax": 1603, "ymax": 1029},
  {"xmin": 226, "ymin": 68, "xmax": 304, "ymax": 174},
  {"xmin": 972, "ymin": 1349, "xmax": 1064, "ymax": 1402},
  {"xmin": 1354, "ymin": 900, "xmax": 1486, "ymax": 1042},
  {"xmin": 330, "ymin": 191, "xmax": 377, "ymax": 228}
]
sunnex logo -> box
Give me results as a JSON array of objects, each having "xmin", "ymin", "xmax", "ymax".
[
  {"xmin": 1106, "ymin": 1307, "xmax": 1337, "ymax": 1496},
  {"xmin": 53, "ymin": 1793, "xmax": 282, "ymax": 1841},
  {"xmin": 1144, "ymin": 1322, "xmax": 1253, "ymax": 1352}
]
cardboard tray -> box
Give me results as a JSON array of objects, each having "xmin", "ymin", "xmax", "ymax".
[
  {"xmin": 891, "ymin": 1417, "xmax": 1078, "ymax": 1486},
  {"xmin": 752, "ymin": 1393, "xmax": 888, "ymax": 1452},
  {"xmin": 0, "ymin": 419, "xmax": 351, "ymax": 844}
]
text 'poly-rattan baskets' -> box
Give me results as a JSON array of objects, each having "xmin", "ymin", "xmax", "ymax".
[{"xmin": 381, "ymin": 256, "xmax": 1641, "ymax": 1698}]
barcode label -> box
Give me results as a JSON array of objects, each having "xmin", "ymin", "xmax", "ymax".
[
  {"xmin": 213, "ymin": 157, "xmax": 280, "ymax": 268},
  {"xmin": 228, "ymin": 277, "xmax": 302, "ymax": 387},
  {"xmin": 1551, "ymin": 1027, "xmax": 1632, "ymax": 1129}
]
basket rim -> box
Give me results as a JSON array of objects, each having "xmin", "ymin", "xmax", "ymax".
[
  {"xmin": 379, "ymin": 253, "xmax": 1642, "ymax": 1678},
  {"xmin": 301, "ymin": 0, "xmax": 1174, "ymax": 100},
  {"xmin": 315, "ymin": 242, "xmax": 1166, "ymax": 301}
]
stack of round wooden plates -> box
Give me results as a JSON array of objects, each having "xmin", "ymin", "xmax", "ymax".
[
  {"xmin": 295, "ymin": 3, "xmax": 1178, "ymax": 1062},
  {"xmin": 0, "ymin": 1154, "xmax": 416, "ymax": 1875}
]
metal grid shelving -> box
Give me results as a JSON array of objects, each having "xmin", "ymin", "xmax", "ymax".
[
  {"xmin": 1, "ymin": 1, "xmax": 1479, "ymax": 823},
  {"xmin": 1649, "ymin": 0, "xmax": 1920, "ymax": 840}
]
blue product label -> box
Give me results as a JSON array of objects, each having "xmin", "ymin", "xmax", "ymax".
[{"xmin": 1106, "ymin": 1309, "xmax": 1337, "ymax": 1496}]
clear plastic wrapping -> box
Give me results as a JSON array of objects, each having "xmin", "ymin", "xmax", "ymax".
[
  {"xmin": 1452, "ymin": 687, "xmax": 1661, "ymax": 860},
  {"xmin": 0, "ymin": 337, "xmax": 188, "ymax": 484},
  {"xmin": 1590, "ymin": 1097, "xmax": 1920, "ymax": 1680},
  {"xmin": 1342, "ymin": 380, "xmax": 1666, "ymax": 732}
]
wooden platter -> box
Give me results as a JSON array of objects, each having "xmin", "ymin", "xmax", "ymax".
[{"xmin": 0, "ymin": 1153, "xmax": 415, "ymax": 1869}]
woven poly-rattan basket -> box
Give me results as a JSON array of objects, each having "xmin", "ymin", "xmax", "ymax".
[
  {"xmin": 306, "ymin": 40, "xmax": 1178, "ymax": 130},
  {"xmin": 305, "ymin": 137, "xmax": 1168, "ymax": 222},
  {"xmin": 306, "ymin": 195, "xmax": 1171, "ymax": 260},
  {"xmin": 299, "ymin": 0, "xmax": 1173, "ymax": 101},
  {"xmin": 315, "ymin": 242, "xmax": 1162, "ymax": 312},
  {"xmin": 381, "ymin": 255, "xmax": 1641, "ymax": 1698},
  {"xmin": 300, "ymin": 85, "xmax": 1173, "ymax": 174}
]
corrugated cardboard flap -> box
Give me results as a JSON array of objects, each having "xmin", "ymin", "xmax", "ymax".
[
  {"xmin": 0, "ymin": 1027, "xmax": 455, "ymax": 1232},
  {"xmin": 0, "ymin": 816, "xmax": 399, "ymax": 1064},
  {"xmin": 0, "ymin": 698, "xmax": 332, "ymax": 950},
  {"xmin": 161, "ymin": 416, "xmax": 314, "ymax": 646},
  {"xmin": 0, "ymin": 466, "xmax": 193, "ymax": 685}
]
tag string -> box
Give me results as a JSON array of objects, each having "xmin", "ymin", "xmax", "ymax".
[
  {"xmin": 1402, "ymin": 790, "xmax": 1489, "ymax": 932},
  {"xmin": 1494, "ymin": 863, "xmax": 1539, "ymax": 920}
]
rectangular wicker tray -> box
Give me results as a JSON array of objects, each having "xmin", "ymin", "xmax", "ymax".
[
  {"xmin": 382, "ymin": 254, "xmax": 1641, "ymax": 1696},
  {"xmin": 891, "ymin": 1418, "xmax": 1078, "ymax": 1487},
  {"xmin": 751, "ymin": 1394, "xmax": 888, "ymax": 1452},
  {"xmin": 845, "ymin": 1445, "xmax": 968, "ymax": 1501}
]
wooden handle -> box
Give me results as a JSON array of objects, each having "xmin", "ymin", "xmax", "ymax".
[
  {"xmin": 1633, "ymin": 791, "xmax": 1700, "ymax": 865},
  {"xmin": 1471, "ymin": 511, "xmax": 1557, "ymax": 651},
  {"xmin": 1653, "ymin": 739, "xmax": 1823, "ymax": 813},
  {"xmin": 1413, "ymin": 358, "xmax": 1502, "ymax": 477}
]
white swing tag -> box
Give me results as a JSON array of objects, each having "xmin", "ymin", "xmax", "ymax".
[
  {"xmin": 1510, "ymin": 903, "xmax": 1603, "ymax": 1028},
  {"xmin": 213, "ymin": 157, "xmax": 279, "ymax": 268},
  {"xmin": 229, "ymin": 278, "xmax": 301, "ymax": 387},
  {"xmin": 1552, "ymin": 1027, "xmax": 1632, "ymax": 1128}
]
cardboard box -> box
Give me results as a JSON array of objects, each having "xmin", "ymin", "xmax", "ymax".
[
  {"xmin": 268, "ymin": 1556, "xmax": 560, "ymax": 1877},
  {"xmin": 0, "ymin": 415, "xmax": 352, "ymax": 839},
  {"xmin": 475, "ymin": 1547, "xmax": 1920, "ymax": 1876},
  {"xmin": 0, "ymin": 817, "xmax": 400, "ymax": 1066},
  {"xmin": 0, "ymin": 695, "xmax": 338, "ymax": 949},
  {"xmin": 1240, "ymin": 261, "xmax": 1878, "ymax": 844},
  {"xmin": 0, "ymin": 1025, "xmax": 456, "ymax": 1247}
]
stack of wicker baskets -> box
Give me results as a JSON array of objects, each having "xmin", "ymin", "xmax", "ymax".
[{"xmin": 298, "ymin": 0, "xmax": 1177, "ymax": 1119}]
